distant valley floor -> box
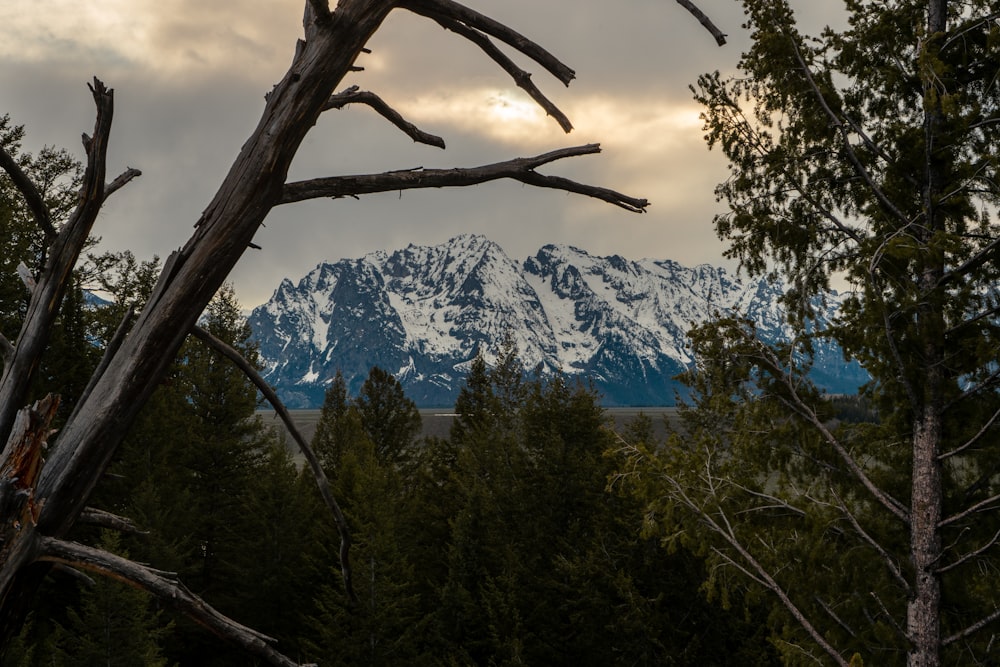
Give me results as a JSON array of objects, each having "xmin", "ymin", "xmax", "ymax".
[{"xmin": 257, "ymin": 407, "xmax": 680, "ymax": 446}]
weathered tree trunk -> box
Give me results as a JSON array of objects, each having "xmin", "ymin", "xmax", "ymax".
[{"xmin": 907, "ymin": 2, "xmax": 948, "ymax": 665}]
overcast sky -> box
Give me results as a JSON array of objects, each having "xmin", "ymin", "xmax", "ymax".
[{"xmin": 1, "ymin": 1, "xmax": 841, "ymax": 308}]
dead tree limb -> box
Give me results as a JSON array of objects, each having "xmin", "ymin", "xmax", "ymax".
[
  {"xmin": 35, "ymin": 536, "xmax": 300, "ymax": 667},
  {"xmin": 675, "ymin": 0, "xmax": 727, "ymax": 46},
  {"xmin": 190, "ymin": 325, "xmax": 359, "ymax": 608},
  {"xmin": 0, "ymin": 147, "xmax": 56, "ymax": 241},
  {"xmin": 103, "ymin": 167, "xmax": 142, "ymax": 202},
  {"xmin": 280, "ymin": 144, "xmax": 649, "ymax": 212},
  {"xmin": 78, "ymin": 508, "xmax": 148, "ymax": 536},
  {"xmin": 323, "ymin": 86, "xmax": 446, "ymax": 148},
  {"xmin": 0, "ymin": 80, "xmax": 120, "ymax": 448},
  {"xmin": 410, "ymin": 7, "xmax": 574, "ymax": 132},
  {"xmin": 399, "ymin": 0, "xmax": 576, "ymax": 84}
]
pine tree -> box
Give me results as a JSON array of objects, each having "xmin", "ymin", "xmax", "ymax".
[
  {"xmin": 306, "ymin": 367, "xmax": 426, "ymax": 665},
  {"xmin": 354, "ymin": 366, "xmax": 422, "ymax": 467},
  {"xmin": 622, "ymin": 2, "xmax": 1000, "ymax": 664}
]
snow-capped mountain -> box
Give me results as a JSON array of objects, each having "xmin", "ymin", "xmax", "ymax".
[{"xmin": 248, "ymin": 234, "xmax": 867, "ymax": 408}]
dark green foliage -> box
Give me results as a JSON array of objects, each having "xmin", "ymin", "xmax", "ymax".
[
  {"xmin": 0, "ymin": 115, "xmax": 97, "ymax": 421},
  {"xmin": 49, "ymin": 533, "xmax": 172, "ymax": 667},
  {"xmin": 625, "ymin": 2, "xmax": 1000, "ymax": 664},
  {"xmin": 355, "ymin": 366, "xmax": 422, "ymax": 466},
  {"xmin": 433, "ymin": 349, "xmax": 777, "ymax": 666},
  {"xmin": 2, "ymin": 221, "xmax": 775, "ymax": 665},
  {"xmin": 306, "ymin": 366, "xmax": 427, "ymax": 665}
]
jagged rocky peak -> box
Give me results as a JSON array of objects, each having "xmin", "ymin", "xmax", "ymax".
[{"xmin": 248, "ymin": 235, "xmax": 867, "ymax": 408}]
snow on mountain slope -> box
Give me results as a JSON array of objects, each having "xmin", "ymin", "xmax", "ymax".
[{"xmin": 248, "ymin": 234, "xmax": 865, "ymax": 408}]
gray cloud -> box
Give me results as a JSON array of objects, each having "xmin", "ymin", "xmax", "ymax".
[{"xmin": 2, "ymin": 1, "xmax": 833, "ymax": 307}]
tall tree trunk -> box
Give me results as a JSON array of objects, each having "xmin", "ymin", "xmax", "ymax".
[{"xmin": 908, "ymin": 1, "xmax": 948, "ymax": 665}]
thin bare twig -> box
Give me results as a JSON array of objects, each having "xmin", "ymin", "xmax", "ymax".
[
  {"xmin": 940, "ymin": 492, "xmax": 1000, "ymax": 528},
  {"xmin": 940, "ymin": 404, "xmax": 1000, "ymax": 460},
  {"xmin": 749, "ymin": 335, "xmax": 910, "ymax": 524},
  {"xmin": 937, "ymin": 528, "xmax": 1000, "ymax": 575},
  {"xmin": 831, "ymin": 489, "xmax": 909, "ymax": 590},
  {"xmin": 668, "ymin": 479, "xmax": 850, "ymax": 667},
  {"xmin": 789, "ymin": 38, "xmax": 910, "ymax": 229},
  {"xmin": 944, "ymin": 605, "xmax": 1000, "ymax": 646}
]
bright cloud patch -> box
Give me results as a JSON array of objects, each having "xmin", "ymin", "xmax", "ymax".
[
  {"xmin": 400, "ymin": 88, "xmax": 703, "ymax": 155},
  {"xmin": 0, "ymin": 1, "xmax": 300, "ymax": 77}
]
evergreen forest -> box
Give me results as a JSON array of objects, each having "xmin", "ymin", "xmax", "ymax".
[{"xmin": 5, "ymin": 2, "xmax": 1000, "ymax": 665}]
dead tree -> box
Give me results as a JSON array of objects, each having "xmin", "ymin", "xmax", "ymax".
[{"xmin": 0, "ymin": 0, "xmax": 724, "ymax": 663}]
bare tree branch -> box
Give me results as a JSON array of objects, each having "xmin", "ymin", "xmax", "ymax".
[
  {"xmin": 667, "ymin": 476, "xmax": 850, "ymax": 667},
  {"xmin": 414, "ymin": 9, "xmax": 574, "ymax": 132},
  {"xmin": 399, "ymin": 0, "xmax": 575, "ymax": 84},
  {"xmin": 940, "ymin": 405, "xmax": 1000, "ymax": 460},
  {"xmin": 35, "ymin": 536, "xmax": 302, "ymax": 667},
  {"xmin": 103, "ymin": 167, "xmax": 142, "ymax": 202},
  {"xmin": 831, "ymin": 489, "xmax": 909, "ymax": 591},
  {"xmin": 0, "ymin": 79, "xmax": 115, "ymax": 449},
  {"xmin": 323, "ymin": 86, "xmax": 446, "ymax": 148},
  {"xmin": 789, "ymin": 38, "xmax": 911, "ymax": 229},
  {"xmin": 937, "ymin": 527, "xmax": 1000, "ymax": 575},
  {"xmin": 944, "ymin": 605, "xmax": 1000, "ymax": 646},
  {"xmin": 79, "ymin": 507, "xmax": 148, "ymax": 535},
  {"xmin": 940, "ymin": 492, "xmax": 1000, "ymax": 528},
  {"xmin": 280, "ymin": 144, "xmax": 649, "ymax": 212},
  {"xmin": 0, "ymin": 145, "xmax": 56, "ymax": 240},
  {"xmin": 749, "ymin": 336, "xmax": 910, "ymax": 524},
  {"xmin": 674, "ymin": 0, "xmax": 727, "ymax": 46},
  {"xmin": 189, "ymin": 325, "xmax": 358, "ymax": 607}
]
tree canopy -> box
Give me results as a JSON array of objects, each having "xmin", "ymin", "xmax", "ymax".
[{"xmin": 622, "ymin": 2, "xmax": 1000, "ymax": 665}]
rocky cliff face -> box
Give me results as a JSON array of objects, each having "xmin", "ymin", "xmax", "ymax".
[{"xmin": 248, "ymin": 234, "xmax": 866, "ymax": 407}]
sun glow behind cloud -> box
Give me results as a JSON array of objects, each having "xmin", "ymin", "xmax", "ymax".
[{"xmin": 400, "ymin": 88, "xmax": 703, "ymax": 151}]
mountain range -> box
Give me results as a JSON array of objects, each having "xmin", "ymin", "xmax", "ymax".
[{"xmin": 247, "ymin": 234, "xmax": 867, "ymax": 408}]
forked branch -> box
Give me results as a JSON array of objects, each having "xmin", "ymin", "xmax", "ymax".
[
  {"xmin": 0, "ymin": 79, "xmax": 118, "ymax": 449},
  {"xmin": 399, "ymin": 0, "xmax": 575, "ymax": 84},
  {"xmin": 415, "ymin": 9, "xmax": 574, "ymax": 132},
  {"xmin": 280, "ymin": 144, "xmax": 649, "ymax": 212}
]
